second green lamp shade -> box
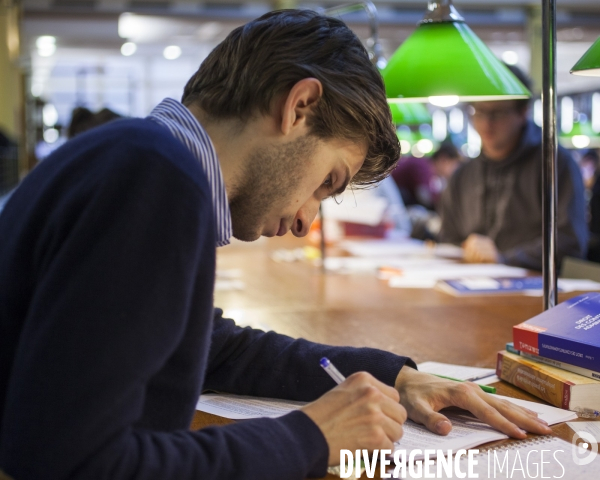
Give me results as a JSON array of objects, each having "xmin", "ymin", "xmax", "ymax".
[
  {"xmin": 383, "ymin": 22, "xmax": 531, "ymax": 104},
  {"xmin": 571, "ymin": 37, "xmax": 600, "ymax": 77},
  {"xmin": 388, "ymin": 102, "xmax": 431, "ymax": 125}
]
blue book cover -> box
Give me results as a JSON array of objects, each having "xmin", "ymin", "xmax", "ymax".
[
  {"xmin": 513, "ymin": 293, "xmax": 600, "ymax": 372},
  {"xmin": 438, "ymin": 276, "xmax": 547, "ymax": 296}
]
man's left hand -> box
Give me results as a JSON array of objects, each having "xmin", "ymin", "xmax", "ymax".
[{"xmin": 394, "ymin": 367, "xmax": 553, "ymax": 438}]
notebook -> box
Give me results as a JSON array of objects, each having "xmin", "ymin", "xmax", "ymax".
[{"xmin": 400, "ymin": 435, "xmax": 599, "ymax": 479}]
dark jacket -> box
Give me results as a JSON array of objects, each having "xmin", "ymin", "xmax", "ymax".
[
  {"xmin": 0, "ymin": 119, "xmax": 414, "ymax": 480},
  {"xmin": 439, "ymin": 120, "xmax": 588, "ymax": 271}
]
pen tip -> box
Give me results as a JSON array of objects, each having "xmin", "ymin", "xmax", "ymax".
[{"xmin": 320, "ymin": 357, "xmax": 330, "ymax": 367}]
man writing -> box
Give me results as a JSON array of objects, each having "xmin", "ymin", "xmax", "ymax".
[
  {"xmin": 439, "ymin": 66, "xmax": 587, "ymax": 269},
  {"xmin": 0, "ymin": 11, "xmax": 550, "ymax": 480}
]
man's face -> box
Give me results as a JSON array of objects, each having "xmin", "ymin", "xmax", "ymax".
[
  {"xmin": 469, "ymin": 101, "xmax": 528, "ymax": 160},
  {"xmin": 229, "ymin": 135, "xmax": 365, "ymax": 241}
]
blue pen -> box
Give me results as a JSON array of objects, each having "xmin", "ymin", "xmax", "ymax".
[{"xmin": 320, "ymin": 357, "xmax": 346, "ymax": 384}]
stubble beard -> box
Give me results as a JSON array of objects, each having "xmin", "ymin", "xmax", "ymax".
[{"xmin": 229, "ymin": 135, "xmax": 317, "ymax": 242}]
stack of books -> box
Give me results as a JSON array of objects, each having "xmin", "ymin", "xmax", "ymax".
[{"xmin": 496, "ymin": 293, "xmax": 600, "ymax": 416}]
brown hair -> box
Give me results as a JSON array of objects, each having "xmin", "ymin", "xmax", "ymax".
[{"xmin": 182, "ymin": 9, "xmax": 399, "ymax": 187}]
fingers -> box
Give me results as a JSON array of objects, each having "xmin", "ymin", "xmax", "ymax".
[
  {"xmin": 446, "ymin": 383, "xmax": 548, "ymax": 439},
  {"xmin": 406, "ymin": 399, "xmax": 453, "ymax": 436},
  {"xmin": 487, "ymin": 397, "xmax": 552, "ymax": 436},
  {"xmin": 348, "ymin": 379, "xmax": 407, "ymax": 432},
  {"xmin": 346, "ymin": 371, "xmax": 400, "ymax": 403}
]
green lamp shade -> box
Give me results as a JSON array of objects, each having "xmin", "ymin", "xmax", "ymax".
[
  {"xmin": 388, "ymin": 102, "xmax": 432, "ymax": 125},
  {"xmin": 571, "ymin": 37, "xmax": 600, "ymax": 77},
  {"xmin": 559, "ymin": 121, "xmax": 600, "ymax": 149},
  {"xmin": 383, "ymin": 22, "xmax": 531, "ymax": 104}
]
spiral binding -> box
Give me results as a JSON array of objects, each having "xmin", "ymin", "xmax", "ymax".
[{"xmin": 474, "ymin": 435, "xmax": 557, "ymax": 456}]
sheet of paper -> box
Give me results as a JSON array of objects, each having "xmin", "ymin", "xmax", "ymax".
[
  {"xmin": 474, "ymin": 375, "xmax": 500, "ymax": 385},
  {"xmin": 321, "ymin": 195, "xmax": 388, "ymax": 226},
  {"xmin": 388, "ymin": 264, "xmax": 528, "ymax": 289},
  {"xmin": 410, "ymin": 437, "xmax": 600, "ymax": 480},
  {"xmin": 197, "ymin": 393, "xmax": 576, "ymax": 426},
  {"xmin": 559, "ymin": 279, "xmax": 600, "ymax": 292},
  {"xmin": 339, "ymin": 239, "xmax": 428, "ymax": 257},
  {"xmin": 394, "ymin": 413, "xmax": 508, "ymax": 456},
  {"xmin": 499, "ymin": 395, "xmax": 577, "ymax": 424},
  {"xmin": 196, "ymin": 394, "xmax": 304, "ymax": 419},
  {"xmin": 324, "ymin": 256, "xmax": 454, "ymax": 274},
  {"xmin": 339, "ymin": 239, "xmax": 464, "ymax": 259},
  {"xmin": 417, "ymin": 362, "xmax": 496, "ymax": 382},
  {"xmin": 567, "ymin": 421, "xmax": 600, "ymax": 442}
]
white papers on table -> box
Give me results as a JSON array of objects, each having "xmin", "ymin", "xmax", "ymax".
[
  {"xmin": 321, "ymin": 195, "xmax": 388, "ymax": 226},
  {"xmin": 339, "ymin": 239, "xmax": 463, "ymax": 259},
  {"xmin": 196, "ymin": 393, "xmax": 576, "ymax": 454},
  {"xmin": 559, "ymin": 279, "xmax": 600, "ymax": 292},
  {"xmin": 324, "ymin": 256, "xmax": 454, "ymax": 274},
  {"xmin": 567, "ymin": 421, "xmax": 600, "ymax": 442},
  {"xmin": 196, "ymin": 394, "xmax": 304, "ymax": 419},
  {"xmin": 396, "ymin": 394, "xmax": 576, "ymax": 458},
  {"xmin": 414, "ymin": 436, "xmax": 600, "ymax": 480},
  {"xmin": 498, "ymin": 395, "xmax": 577, "ymax": 424},
  {"xmin": 388, "ymin": 264, "xmax": 528, "ymax": 289},
  {"xmin": 417, "ymin": 361, "xmax": 496, "ymax": 382}
]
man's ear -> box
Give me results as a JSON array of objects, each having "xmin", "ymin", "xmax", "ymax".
[{"xmin": 280, "ymin": 78, "xmax": 323, "ymax": 136}]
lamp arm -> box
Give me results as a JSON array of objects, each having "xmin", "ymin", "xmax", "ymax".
[{"xmin": 322, "ymin": 1, "xmax": 385, "ymax": 68}]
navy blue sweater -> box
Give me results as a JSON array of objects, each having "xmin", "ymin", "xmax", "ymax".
[{"xmin": 0, "ymin": 119, "xmax": 415, "ymax": 480}]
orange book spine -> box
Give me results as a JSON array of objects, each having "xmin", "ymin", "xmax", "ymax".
[{"xmin": 496, "ymin": 351, "xmax": 570, "ymax": 409}]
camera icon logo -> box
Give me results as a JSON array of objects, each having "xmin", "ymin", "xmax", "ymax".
[{"xmin": 571, "ymin": 431, "xmax": 598, "ymax": 466}]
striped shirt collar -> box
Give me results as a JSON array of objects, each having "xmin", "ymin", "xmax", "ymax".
[{"xmin": 148, "ymin": 98, "xmax": 232, "ymax": 247}]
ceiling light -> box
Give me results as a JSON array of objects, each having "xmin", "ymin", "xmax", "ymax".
[
  {"xmin": 42, "ymin": 104, "xmax": 59, "ymax": 127},
  {"xmin": 572, "ymin": 135, "xmax": 591, "ymax": 149},
  {"xmin": 121, "ymin": 42, "xmax": 137, "ymax": 56},
  {"xmin": 163, "ymin": 45, "xmax": 182, "ymax": 60},
  {"xmin": 428, "ymin": 96, "xmax": 459, "ymax": 108},
  {"xmin": 43, "ymin": 128, "xmax": 59, "ymax": 143},
  {"xmin": 501, "ymin": 50, "xmax": 519, "ymax": 65}
]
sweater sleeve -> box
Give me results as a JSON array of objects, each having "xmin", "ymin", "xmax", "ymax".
[
  {"xmin": 205, "ymin": 309, "xmax": 417, "ymax": 401},
  {"xmin": 500, "ymin": 150, "xmax": 589, "ymax": 271},
  {"xmin": 0, "ymin": 143, "xmax": 327, "ymax": 480}
]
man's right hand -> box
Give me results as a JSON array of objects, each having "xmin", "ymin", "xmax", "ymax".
[{"xmin": 300, "ymin": 372, "xmax": 407, "ymax": 465}]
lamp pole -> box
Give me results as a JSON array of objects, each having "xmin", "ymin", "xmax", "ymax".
[{"xmin": 542, "ymin": 0, "xmax": 558, "ymax": 310}]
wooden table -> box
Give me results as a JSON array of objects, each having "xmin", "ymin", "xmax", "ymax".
[{"xmin": 191, "ymin": 236, "xmax": 594, "ymax": 479}]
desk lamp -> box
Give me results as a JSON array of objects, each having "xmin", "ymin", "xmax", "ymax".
[
  {"xmin": 382, "ymin": 0, "xmax": 530, "ymax": 107},
  {"xmin": 559, "ymin": 121, "xmax": 600, "ymax": 150},
  {"xmin": 571, "ymin": 37, "xmax": 600, "ymax": 77},
  {"xmin": 389, "ymin": 102, "xmax": 431, "ymax": 125}
]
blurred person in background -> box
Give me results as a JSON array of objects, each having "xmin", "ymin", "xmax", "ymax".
[
  {"xmin": 394, "ymin": 142, "xmax": 463, "ymax": 240},
  {"xmin": 391, "ymin": 142, "xmax": 463, "ymax": 213},
  {"xmin": 391, "ymin": 151, "xmax": 438, "ymax": 210},
  {"xmin": 585, "ymin": 150, "xmax": 600, "ymax": 262},
  {"xmin": 68, "ymin": 106, "xmax": 123, "ymax": 138},
  {"xmin": 438, "ymin": 65, "xmax": 587, "ymax": 270},
  {"xmin": 430, "ymin": 142, "xmax": 463, "ymax": 192},
  {"xmin": 0, "ymin": 11, "xmax": 551, "ymax": 480},
  {"xmin": 579, "ymin": 148, "xmax": 599, "ymax": 192}
]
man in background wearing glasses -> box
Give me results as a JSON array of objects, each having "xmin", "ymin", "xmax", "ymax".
[{"xmin": 439, "ymin": 65, "xmax": 587, "ymax": 270}]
